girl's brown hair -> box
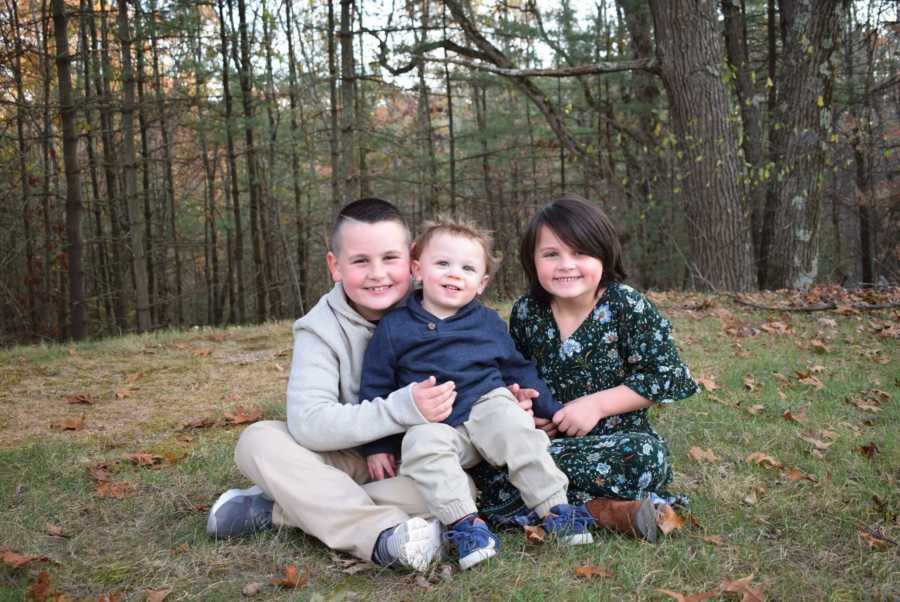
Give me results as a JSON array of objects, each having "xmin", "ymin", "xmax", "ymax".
[{"xmin": 520, "ymin": 194, "xmax": 627, "ymax": 304}]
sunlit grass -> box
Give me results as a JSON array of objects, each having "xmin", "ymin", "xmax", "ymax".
[{"xmin": 0, "ymin": 294, "xmax": 896, "ymax": 600}]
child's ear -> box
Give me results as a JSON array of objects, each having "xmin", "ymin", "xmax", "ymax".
[
  {"xmin": 326, "ymin": 251, "xmax": 341, "ymax": 283},
  {"xmin": 476, "ymin": 274, "xmax": 490, "ymax": 295},
  {"xmin": 411, "ymin": 259, "xmax": 422, "ymax": 281}
]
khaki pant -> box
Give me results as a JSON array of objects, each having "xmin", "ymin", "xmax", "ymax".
[
  {"xmin": 234, "ymin": 420, "xmax": 476, "ymax": 561},
  {"xmin": 400, "ymin": 388, "xmax": 568, "ymax": 525}
]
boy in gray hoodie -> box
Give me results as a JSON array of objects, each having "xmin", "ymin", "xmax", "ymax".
[{"xmin": 206, "ymin": 198, "xmax": 464, "ymax": 571}]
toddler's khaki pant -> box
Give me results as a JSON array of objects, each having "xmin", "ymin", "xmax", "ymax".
[
  {"xmin": 234, "ymin": 420, "xmax": 475, "ymax": 561},
  {"xmin": 400, "ymin": 388, "xmax": 569, "ymax": 525}
]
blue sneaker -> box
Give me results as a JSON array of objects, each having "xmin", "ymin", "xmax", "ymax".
[
  {"xmin": 443, "ymin": 516, "xmax": 499, "ymax": 570},
  {"xmin": 206, "ymin": 485, "xmax": 274, "ymax": 539},
  {"xmin": 543, "ymin": 504, "xmax": 595, "ymax": 545}
]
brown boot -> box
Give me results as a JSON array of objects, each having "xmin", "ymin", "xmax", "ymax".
[{"xmin": 584, "ymin": 497, "xmax": 659, "ymax": 543}]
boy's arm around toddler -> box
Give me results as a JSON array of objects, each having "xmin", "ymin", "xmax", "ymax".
[{"xmin": 286, "ymin": 317, "xmax": 427, "ymax": 452}]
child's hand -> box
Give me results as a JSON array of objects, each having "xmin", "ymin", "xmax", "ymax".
[
  {"xmin": 411, "ymin": 376, "xmax": 456, "ymax": 423},
  {"xmin": 367, "ymin": 453, "xmax": 397, "ymax": 481},
  {"xmin": 507, "ymin": 383, "xmax": 537, "ymax": 415},
  {"xmin": 533, "ymin": 416, "xmax": 559, "ymax": 438},
  {"xmin": 552, "ymin": 396, "xmax": 603, "ymax": 438}
]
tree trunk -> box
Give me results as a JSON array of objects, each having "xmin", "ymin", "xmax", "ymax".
[
  {"xmin": 648, "ymin": 0, "xmax": 754, "ymax": 291},
  {"xmin": 52, "ymin": 0, "xmax": 86, "ymax": 339},
  {"xmin": 116, "ymin": 0, "xmax": 152, "ymax": 331},
  {"xmin": 283, "ymin": 0, "xmax": 307, "ymax": 314},
  {"xmin": 216, "ymin": 0, "xmax": 245, "ymax": 322},
  {"xmin": 339, "ymin": 0, "xmax": 357, "ymax": 199},
  {"xmin": 442, "ymin": 3, "xmax": 457, "ymax": 217},
  {"xmin": 722, "ymin": 0, "xmax": 767, "ymax": 278},
  {"xmin": 327, "ymin": 0, "xmax": 341, "ymax": 212},
  {"xmin": 235, "ymin": 0, "xmax": 267, "ymax": 322},
  {"xmin": 11, "ymin": 0, "xmax": 38, "ymax": 335},
  {"xmin": 147, "ymin": 0, "xmax": 183, "ymax": 323},
  {"xmin": 79, "ymin": 0, "xmax": 114, "ymax": 328},
  {"xmin": 763, "ymin": 0, "xmax": 841, "ymax": 289},
  {"xmin": 261, "ymin": 2, "xmax": 281, "ymax": 318},
  {"xmin": 95, "ymin": 0, "xmax": 127, "ymax": 331}
]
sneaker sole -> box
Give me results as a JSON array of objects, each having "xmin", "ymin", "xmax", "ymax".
[
  {"xmin": 206, "ymin": 485, "xmax": 264, "ymax": 538},
  {"xmin": 458, "ymin": 540, "xmax": 497, "ymax": 571},
  {"xmin": 634, "ymin": 498, "xmax": 659, "ymax": 543},
  {"xmin": 559, "ymin": 532, "xmax": 594, "ymax": 545},
  {"xmin": 395, "ymin": 517, "xmax": 443, "ymax": 572}
]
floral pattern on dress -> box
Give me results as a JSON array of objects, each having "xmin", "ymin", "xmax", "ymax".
[{"xmin": 469, "ymin": 282, "xmax": 698, "ymax": 525}]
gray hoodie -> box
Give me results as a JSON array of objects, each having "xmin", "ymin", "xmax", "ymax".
[{"xmin": 286, "ymin": 283, "xmax": 427, "ymax": 451}]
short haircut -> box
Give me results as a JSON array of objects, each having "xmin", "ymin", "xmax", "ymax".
[
  {"xmin": 330, "ymin": 197, "xmax": 410, "ymax": 255},
  {"xmin": 413, "ymin": 215, "xmax": 502, "ymax": 276},
  {"xmin": 520, "ymin": 194, "xmax": 626, "ymax": 304}
]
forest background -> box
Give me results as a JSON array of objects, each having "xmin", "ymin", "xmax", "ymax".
[{"xmin": 0, "ymin": 0, "xmax": 897, "ymax": 344}]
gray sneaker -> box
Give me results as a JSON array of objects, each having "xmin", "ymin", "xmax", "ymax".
[{"xmin": 206, "ymin": 485, "xmax": 274, "ymax": 539}]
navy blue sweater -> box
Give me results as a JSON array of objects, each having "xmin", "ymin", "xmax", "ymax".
[{"xmin": 359, "ymin": 291, "xmax": 562, "ymax": 457}]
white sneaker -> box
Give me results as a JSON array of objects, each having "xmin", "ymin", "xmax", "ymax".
[{"xmin": 391, "ymin": 517, "xmax": 443, "ymax": 572}]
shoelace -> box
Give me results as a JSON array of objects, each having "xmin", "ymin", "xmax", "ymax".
[{"xmin": 545, "ymin": 506, "xmax": 595, "ymax": 532}]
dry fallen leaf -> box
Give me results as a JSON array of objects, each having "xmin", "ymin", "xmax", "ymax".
[
  {"xmin": 698, "ymin": 535, "xmax": 726, "ymax": 546},
  {"xmin": 656, "ymin": 588, "xmax": 718, "ymax": 602},
  {"xmin": 810, "ymin": 339, "xmax": 831, "ymax": 354},
  {"xmin": 270, "ymin": 564, "xmax": 309, "ymax": 589},
  {"xmin": 50, "ymin": 414, "xmax": 86, "ymax": 431},
  {"xmin": 523, "ymin": 524, "xmax": 546, "ymax": 544},
  {"xmin": 656, "ymin": 504, "xmax": 685, "ymax": 535},
  {"xmin": 97, "ymin": 593, "xmax": 122, "ymax": 602},
  {"xmin": 858, "ymin": 442, "xmax": 879, "ymax": 458},
  {"xmin": 796, "ymin": 372, "xmax": 825, "ymax": 390},
  {"xmin": 223, "ymin": 405, "xmax": 263, "ymax": 426},
  {"xmin": 65, "ymin": 393, "xmax": 94, "ymax": 405},
  {"xmin": 87, "ymin": 462, "xmax": 114, "ymax": 482},
  {"xmin": 783, "ymin": 467, "xmax": 818, "ymax": 483},
  {"xmin": 27, "ymin": 570, "xmax": 53, "ymax": 601},
  {"xmin": 46, "ymin": 523, "xmax": 68, "ymax": 538},
  {"xmin": 182, "ymin": 417, "xmax": 216, "ymax": 430},
  {"xmin": 696, "ymin": 376, "xmax": 719, "ymax": 391},
  {"xmin": 96, "ymin": 481, "xmax": 135, "ymax": 499},
  {"xmin": 743, "ymin": 485, "xmax": 767, "ymax": 505},
  {"xmin": 115, "ymin": 388, "xmax": 131, "ymax": 400},
  {"xmin": 241, "ymin": 582, "xmax": 262, "ymax": 597},
  {"xmin": 720, "ymin": 574, "xmax": 765, "ymax": 601},
  {"xmin": 745, "ymin": 453, "xmax": 783, "ymax": 469},
  {"xmin": 798, "ymin": 435, "xmax": 832, "ymax": 451},
  {"xmin": 145, "ymin": 589, "xmax": 171, "ymax": 602},
  {"xmin": 743, "ymin": 375, "xmax": 759, "ymax": 392},
  {"xmin": 414, "ymin": 574, "xmax": 434, "ymax": 591},
  {"xmin": 126, "ymin": 453, "xmax": 165, "ymax": 468},
  {"xmin": 192, "ymin": 348, "xmax": 212, "ymax": 358},
  {"xmin": 857, "ymin": 528, "xmax": 893, "ymax": 551},
  {"xmin": 574, "ymin": 565, "xmax": 614, "ymax": 579},
  {"xmin": 125, "ymin": 371, "xmax": 144, "ymax": 383},
  {"xmin": 1, "ymin": 549, "xmax": 53, "ymax": 569},
  {"xmin": 746, "ymin": 404, "xmax": 765, "ymax": 416},
  {"xmin": 783, "ymin": 409, "xmax": 807, "ymax": 424},
  {"xmin": 688, "ymin": 447, "xmax": 718, "ymax": 463}
]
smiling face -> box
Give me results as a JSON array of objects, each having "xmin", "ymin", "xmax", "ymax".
[
  {"xmin": 533, "ymin": 225, "xmax": 604, "ymax": 305},
  {"xmin": 326, "ymin": 219, "xmax": 412, "ymax": 321},
  {"xmin": 413, "ymin": 231, "xmax": 489, "ymax": 319}
]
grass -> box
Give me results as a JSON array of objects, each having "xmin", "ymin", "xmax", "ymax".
[{"xmin": 0, "ymin": 292, "xmax": 897, "ymax": 600}]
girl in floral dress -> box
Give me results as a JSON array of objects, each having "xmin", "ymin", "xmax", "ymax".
[{"xmin": 469, "ymin": 195, "xmax": 697, "ymax": 539}]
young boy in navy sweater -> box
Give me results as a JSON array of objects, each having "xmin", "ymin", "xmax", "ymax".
[{"xmin": 359, "ymin": 217, "xmax": 595, "ymax": 570}]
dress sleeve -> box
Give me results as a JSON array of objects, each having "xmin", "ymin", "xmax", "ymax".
[
  {"xmin": 615, "ymin": 286, "xmax": 698, "ymax": 404},
  {"xmin": 508, "ymin": 296, "xmax": 532, "ymax": 360}
]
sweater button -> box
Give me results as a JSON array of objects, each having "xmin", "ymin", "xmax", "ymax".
[{"xmin": 427, "ymin": 322, "xmax": 436, "ymax": 331}]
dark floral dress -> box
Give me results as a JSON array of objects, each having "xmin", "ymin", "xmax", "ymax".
[{"xmin": 469, "ymin": 282, "xmax": 698, "ymax": 525}]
